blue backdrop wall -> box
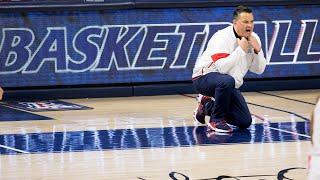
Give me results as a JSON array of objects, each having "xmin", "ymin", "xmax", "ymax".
[{"xmin": 1, "ymin": 5, "xmax": 319, "ymax": 88}]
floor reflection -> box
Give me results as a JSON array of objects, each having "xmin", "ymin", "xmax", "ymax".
[{"xmin": 0, "ymin": 121, "xmax": 310, "ymax": 155}]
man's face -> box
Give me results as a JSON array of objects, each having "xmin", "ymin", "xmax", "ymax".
[{"xmin": 233, "ymin": 12, "xmax": 254, "ymax": 38}]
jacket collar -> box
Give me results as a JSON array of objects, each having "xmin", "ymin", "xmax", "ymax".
[{"xmin": 233, "ymin": 26, "xmax": 241, "ymax": 39}]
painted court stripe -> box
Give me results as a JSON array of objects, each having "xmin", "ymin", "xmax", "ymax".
[
  {"xmin": 0, "ymin": 121, "xmax": 310, "ymax": 155},
  {"xmin": 252, "ymin": 114, "xmax": 311, "ymax": 138},
  {"xmin": 0, "ymin": 144, "xmax": 29, "ymax": 154},
  {"xmin": 257, "ymin": 91, "xmax": 316, "ymax": 105},
  {"xmin": 268, "ymin": 127, "xmax": 311, "ymax": 138},
  {"xmin": 247, "ymin": 102, "xmax": 309, "ymax": 121}
]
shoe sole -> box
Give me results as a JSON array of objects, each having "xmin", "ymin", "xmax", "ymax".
[
  {"xmin": 207, "ymin": 122, "xmax": 232, "ymax": 133},
  {"xmin": 207, "ymin": 131, "xmax": 231, "ymax": 137}
]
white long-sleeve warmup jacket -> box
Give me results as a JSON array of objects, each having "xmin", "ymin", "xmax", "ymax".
[
  {"xmin": 192, "ymin": 25, "xmax": 267, "ymax": 88},
  {"xmin": 308, "ymin": 97, "xmax": 320, "ymax": 180}
]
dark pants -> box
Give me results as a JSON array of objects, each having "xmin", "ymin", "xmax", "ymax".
[{"xmin": 193, "ymin": 72, "xmax": 252, "ymax": 129}]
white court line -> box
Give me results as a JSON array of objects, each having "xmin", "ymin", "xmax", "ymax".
[
  {"xmin": 268, "ymin": 126, "xmax": 311, "ymax": 138},
  {"xmin": 0, "ymin": 144, "xmax": 29, "ymax": 154},
  {"xmin": 252, "ymin": 114, "xmax": 311, "ymax": 139}
]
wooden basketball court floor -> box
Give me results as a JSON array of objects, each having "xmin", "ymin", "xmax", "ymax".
[{"xmin": 0, "ymin": 89, "xmax": 319, "ymax": 179}]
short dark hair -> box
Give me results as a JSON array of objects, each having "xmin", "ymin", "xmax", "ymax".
[{"xmin": 233, "ymin": 5, "xmax": 252, "ymax": 20}]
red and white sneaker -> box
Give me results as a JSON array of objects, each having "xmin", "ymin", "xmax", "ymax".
[
  {"xmin": 207, "ymin": 119, "xmax": 232, "ymax": 133},
  {"xmin": 193, "ymin": 94, "xmax": 211, "ymax": 124}
]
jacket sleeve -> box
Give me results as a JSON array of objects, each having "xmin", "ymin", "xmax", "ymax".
[
  {"xmin": 249, "ymin": 34, "xmax": 267, "ymax": 74},
  {"xmin": 207, "ymin": 34, "xmax": 247, "ymax": 74}
]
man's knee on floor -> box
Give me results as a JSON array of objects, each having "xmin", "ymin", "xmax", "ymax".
[{"xmin": 238, "ymin": 117, "xmax": 252, "ymax": 129}]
